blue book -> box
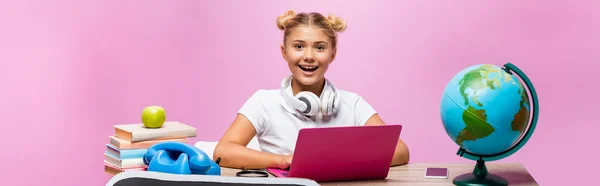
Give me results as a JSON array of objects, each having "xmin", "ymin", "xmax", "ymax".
[{"xmin": 106, "ymin": 144, "xmax": 148, "ymax": 159}]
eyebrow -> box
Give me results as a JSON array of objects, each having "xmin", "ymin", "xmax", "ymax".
[{"xmin": 292, "ymin": 40, "xmax": 328, "ymax": 44}]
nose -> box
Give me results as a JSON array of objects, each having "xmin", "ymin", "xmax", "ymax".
[{"xmin": 303, "ymin": 49, "xmax": 315, "ymax": 62}]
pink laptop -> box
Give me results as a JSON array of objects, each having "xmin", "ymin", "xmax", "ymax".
[{"xmin": 267, "ymin": 124, "xmax": 402, "ymax": 182}]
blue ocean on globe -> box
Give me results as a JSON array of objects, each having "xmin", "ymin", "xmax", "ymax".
[{"xmin": 441, "ymin": 64, "xmax": 530, "ymax": 156}]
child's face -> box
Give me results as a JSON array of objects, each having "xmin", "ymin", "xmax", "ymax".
[{"xmin": 281, "ymin": 26, "xmax": 336, "ymax": 86}]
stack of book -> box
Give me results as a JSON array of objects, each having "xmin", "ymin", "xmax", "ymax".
[{"xmin": 104, "ymin": 121, "xmax": 197, "ymax": 176}]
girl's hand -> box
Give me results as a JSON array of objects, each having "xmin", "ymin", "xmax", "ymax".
[{"xmin": 277, "ymin": 154, "xmax": 293, "ymax": 169}]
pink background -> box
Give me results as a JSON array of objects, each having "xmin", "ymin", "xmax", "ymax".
[{"xmin": 1, "ymin": 0, "xmax": 597, "ymax": 185}]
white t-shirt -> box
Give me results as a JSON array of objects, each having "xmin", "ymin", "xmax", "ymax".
[{"xmin": 237, "ymin": 84, "xmax": 377, "ymax": 155}]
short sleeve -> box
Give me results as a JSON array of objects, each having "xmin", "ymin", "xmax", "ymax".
[
  {"xmin": 238, "ymin": 90, "xmax": 268, "ymax": 135},
  {"xmin": 354, "ymin": 96, "xmax": 378, "ymax": 126}
]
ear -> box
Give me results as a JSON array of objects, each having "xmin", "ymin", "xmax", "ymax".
[
  {"xmin": 281, "ymin": 44, "xmax": 287, "ymax": 61},
  {"xmin": 330, "ymin": 47, "xmax": 337, "ymax": 63}
]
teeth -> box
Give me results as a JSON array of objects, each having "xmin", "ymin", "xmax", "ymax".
[{"xmin": 301, "ymin": 66, "xmax": 317, "ymax": 69}]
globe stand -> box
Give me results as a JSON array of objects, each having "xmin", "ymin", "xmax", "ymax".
[{"xmin": 453, "ymin": 157, "xmax": 508, "ymax": 186}]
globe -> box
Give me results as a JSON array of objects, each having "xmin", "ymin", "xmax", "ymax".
[{"xmin": 441, "ymin": 63, "xmax": 539, "ymax": 186}]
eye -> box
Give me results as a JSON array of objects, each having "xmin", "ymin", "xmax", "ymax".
[
  {"xmin": 294, "ymin": 44, "xmax": 304, "ymax": 49},
  {"xmin": 316, "ymin": 45, "xmax": 326, "ymax": 50}
]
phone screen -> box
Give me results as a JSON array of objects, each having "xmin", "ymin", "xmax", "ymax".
[{"xmin": 425, "ymin": 167, "xmax": 448, "ymax": 178}]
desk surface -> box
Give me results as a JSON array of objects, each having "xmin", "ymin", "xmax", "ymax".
[{"xmin": 221, "ymin": 163, "xmax": 538, "ymax": 186}]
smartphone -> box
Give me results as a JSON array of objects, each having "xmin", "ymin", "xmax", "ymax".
[{"xmin": 425, "ymin": 167, "xmax": 449, "ymax": 179}]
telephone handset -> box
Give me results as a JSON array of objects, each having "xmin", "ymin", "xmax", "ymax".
[{"xmin": 143, "ymin": 141, "xmax": 221, "ymax": 175}]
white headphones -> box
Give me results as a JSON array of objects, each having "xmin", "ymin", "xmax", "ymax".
[{"xmin": 280, "ymin": 75, "xmax": 341, "ymax": 118}]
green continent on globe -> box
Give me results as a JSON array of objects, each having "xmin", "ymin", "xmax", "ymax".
[
  {"xmin": 456, "ymin": 64, "xmax": 508, "ymax": 146},
  {"xmin": 456, "ymin": 106, "xmax": 495, "ymax": 146},
  {"xmin": 458, "ymin": 65, "xmax": 506, "ymax": 106},
  {"xmin": 512, "ymin": 83, "xmax": 530, "ymax": 133}
]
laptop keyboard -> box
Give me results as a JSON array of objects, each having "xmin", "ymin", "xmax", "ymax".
[{"xmin": 281, "ymin": 172, "xmax": 289, "ymax": 177}]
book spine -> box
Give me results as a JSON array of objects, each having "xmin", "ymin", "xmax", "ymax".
[
  {"xmin": 106, "ymin": 148, "xmax": 148, "ymax": 159},
  {"xmin": 120, "ymin": 158, "xmax": 146, "ymax": 168},
  {"xmin": 120, "ymin": 149, "xmax": 147, "ymax": 159},
  {"xmin": 111, "ymin": 137, "xmax": 189, "ymax": 149},
  {"xmin": 105, "ymin": 153, "xmax": 147, "ymax": 169}
]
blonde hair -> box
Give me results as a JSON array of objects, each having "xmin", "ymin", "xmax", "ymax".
[{"xmin": 276, "ymin": 9, "xmax": 347, "ymax": 49}]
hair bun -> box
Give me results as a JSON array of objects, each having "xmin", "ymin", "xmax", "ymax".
[
  {"xmin": 327, "ymin": 14, "xmax": 347, "ymax": 32},
  {"xmin": 277, "ymin": 9, "xmax": 296, "ymax": 30}
]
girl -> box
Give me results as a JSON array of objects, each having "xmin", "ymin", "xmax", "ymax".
[{"xmin": 213, "ymin": 9, "xmax": 409, "ymax": 169}]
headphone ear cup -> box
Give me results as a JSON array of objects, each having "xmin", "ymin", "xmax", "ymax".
[
  {"xmin": 320, "ymin": 89, "xmax": 335, "ymax": 116},
  {"xmin": 295, "ymin": 91, "xmax": 320, "ymax": 116},
  {"xmin": 331, "ymin": 90, "xmax": 340, "ymax": 114}
]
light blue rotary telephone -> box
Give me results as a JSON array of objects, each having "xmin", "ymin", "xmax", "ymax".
[{"xmin": 143, "ymin": 141, "xmax": 220, "ymax": 175}]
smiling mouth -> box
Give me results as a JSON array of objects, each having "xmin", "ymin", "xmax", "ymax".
[{"xmin": 298, "ymin": 65, "xmax": 319, "ymax": 72}]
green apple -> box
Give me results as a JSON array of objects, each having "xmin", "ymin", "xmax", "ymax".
[{"xmin": 142, "ymin": 106, "xmax": 166, "ymax": 128}]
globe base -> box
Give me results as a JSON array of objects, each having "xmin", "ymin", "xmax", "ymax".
[{"xmin": 453, "ymin": 158, "xmax": 508, "ymax": 186}]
